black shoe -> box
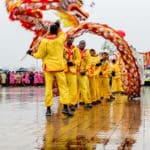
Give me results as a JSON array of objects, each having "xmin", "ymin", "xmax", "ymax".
[
  {"xmin": 120, "ymin": 91, "xmax": 125, "ymax": 95},
  {"xmin": 69, "ymin": 105, "xmax": 76, "ymax": 111},
  {"xmin": 107, "ymin": 98, "xmax": 113, "ymax": 102},
  {"xmin": 88, "ymin": 103, "xmax": 93, "ymax": 108},
  {"xmin": 67, "ymin": 109, "xmax": 74, "ymax": 116},
  {"xmin": 96, "ymin": 100, "xmax": 101, "ymax": 104},
  {"xmin": 74, "ymin": 104, "xmax": 78, "ymax": 108},
  {"xmin": 84, "ymin": 103, "xmax": 92, "ymax": 110},
  {"xmin": 100, "ymin": 96, "xmax": 104, "ymax": 100},
  {"xmin": 79, "ymin": 102, "xmax": 85, "ymax": 105},
  {"xmin": 62, "ymin": 105, "xmax": 74, "ymax": 116},
  {"xmin": 62, "ymin": 106, "xmax": 68, "ymax": 114},
  {"xmin": 62, "ymin": 109, "xmax": 67, "ymax": 114},
  {"xmin": 92, "ymin": 101, "xmax": 97, "ymax": 105},
  {"xmin": 110, "ymin": 95, "xmax": 115, "ymax": 100},
  {"xmin": 46, "ymin": 107, "xmax": 51, "ymax": 116}
]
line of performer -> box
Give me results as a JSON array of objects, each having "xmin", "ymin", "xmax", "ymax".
[{"xmin": 26, "ymin": 21, "xmax": 124, "ymax": 117}]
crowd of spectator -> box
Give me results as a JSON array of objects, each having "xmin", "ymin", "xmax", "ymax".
[{"xmin": 0, "ymin": 71, "xmax": 45, "ymax": 87}]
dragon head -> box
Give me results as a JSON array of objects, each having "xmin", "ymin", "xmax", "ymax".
[
  {"xmin": 5, "ymin": 0, "xmax": 89, "ymax": 28},
  {"xmin": 5, "ymin": 0, "xmax": 89, "ymax": 50},
  {"xmin": 58, "ymin": 0, "xmax": 89, "ymax": 27}
]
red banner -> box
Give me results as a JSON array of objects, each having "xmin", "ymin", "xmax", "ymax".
[{"xmin": 140, "ymin": 51, "xmax": 150, "ymax": 67}]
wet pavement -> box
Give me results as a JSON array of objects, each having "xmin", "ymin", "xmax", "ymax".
[{"xmin": 0, "ymin": 86, "xmax": 150, "ymax": 150}]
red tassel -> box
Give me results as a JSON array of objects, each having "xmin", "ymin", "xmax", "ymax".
[
  {"xmin": 22, "ymin": 0, "xmax": 32, "ymax": 3},
  {"xmin": 40, "ymin": 0, "xmax": 49, "ymax": 3},
  {"xmin": 116, "ymin": 30, "xmax": 126, "ymax": 38}
]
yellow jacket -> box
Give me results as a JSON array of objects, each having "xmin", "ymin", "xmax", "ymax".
[
  {"xmin": 111, "ymin": 63, "xmax": 121, "ymax": 79},
  {"xmin": 78, "ymin": 49, "xmax": 91, "ymax": 72},
  {"xmin": 64, "ymin": 44, "xmax": 81, "ymax": 74},
  {"xmin": 33, "ymin": 33, "xmax": 66, "ymax": 72},
  {"xmin": 99, "ymin": 60, "xmax": 111, "ymax": 78},
  {"xmin": 88, "ymin": 56, "xmax": 100, "ymax": 77}
]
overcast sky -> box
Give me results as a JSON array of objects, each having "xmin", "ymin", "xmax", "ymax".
[{"xmin": 0, "ymin": 0, "xmax": 150, "ymax": 69}]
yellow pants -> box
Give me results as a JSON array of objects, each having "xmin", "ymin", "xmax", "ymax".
[
  {"xmin": 111, "ymin": 77, "xmax": 124, "ymax": 93},
  {"xmin": 95, "ymin": 76, "xmax": 100, "ymax": 100},
  {"xmin": 99, "ymin": 77, "xmax": 111, "ymax": 99},
  {"xmin": 44, "ymin": 71, "xmax": 70, "ymax": 107},
  {"xmin": 66, "ymin": 73, "xmax": 78, "ymax": 105},
  {"xmin": 89, "ymin": 76, "xmax": 97, "ymax": 102},
  {"xmin": 78, "ymin": 75, "xmax": 91, "ymax": 104}
]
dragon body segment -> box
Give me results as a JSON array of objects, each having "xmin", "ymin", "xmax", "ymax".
[{"xmin": 5, "ymin": 1, "xmax": 141, "ymax": 97}]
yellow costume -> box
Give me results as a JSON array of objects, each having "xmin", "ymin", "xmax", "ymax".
[
  {"xmin": 111, "ymin": 62, "xmax": 124, "ymax": 93},
  {"xmin": 64, "ymin": 44, "xmax": 81, "ymax": 105},
  {"xmin": 33, "ymin": 33, "xmax": 70, "ymax": 107},
  {"xmin": 78, "ymin": 49, "xmax": 91, "ymax": 104},
  {"xmin": 88, "ymin": 55, "xmax": 100, "ymax": 103},
  {"xmin": 99, "ymin": 60, "xmax": 111, "ymax": 100}
]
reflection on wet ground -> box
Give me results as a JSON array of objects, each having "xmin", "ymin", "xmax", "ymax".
[{"xmin": 0, "ymin": 86, "xmax": 150, "ymax": 150}]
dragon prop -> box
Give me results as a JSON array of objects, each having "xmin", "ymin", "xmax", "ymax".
[
  {"xmin": 5, "ymin": 0, "xmax": 89, "ymax": 49},
  {"xmin": 67, "ymin": 22, "xmax": 141, "ymax": 98},
  {"xmin": 5, "ymin": 0, "xmax": 141, "ymax": 98}
]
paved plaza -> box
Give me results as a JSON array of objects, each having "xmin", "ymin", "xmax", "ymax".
[{"xmin": 0, "ymin": 86, "xmax": 150, "ymax": 150}]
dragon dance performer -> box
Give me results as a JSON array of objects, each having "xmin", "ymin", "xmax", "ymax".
[
  {"xmin": 98, "ymin": 50, "xmax": 115, "ymax": 102},
  {"xmin": 111, "ymin": 59, "xmax": 124, "ymax": 94},
  {"xmin": 77, "ymin": 40, "xmax": 92, "ymax": 109},
  {"xmin": 63, "ymin": 35, "xmax": 81, "ymax": 111},
  {"xmin": 26, "ymin": 21, "xmax": 73, "ymax": 116},
  {"xmin": 88, "ymin": 49, "xmax": 101, "ymax": 105}
]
